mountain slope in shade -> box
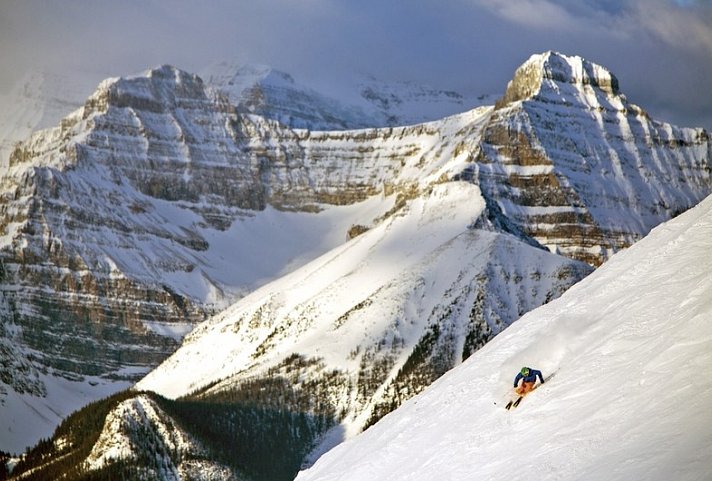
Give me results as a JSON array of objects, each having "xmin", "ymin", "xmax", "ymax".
[{"xmin": 295, "ymin": 193, "xmax": 712, "ymax": 481}]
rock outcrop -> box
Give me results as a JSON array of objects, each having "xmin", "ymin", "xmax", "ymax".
[{"xmin": 484, "ymin": 51, "xmax": 711, "ymax": 264}]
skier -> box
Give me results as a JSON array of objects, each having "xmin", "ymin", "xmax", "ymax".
[{"xmin": 513, "ymin": 366, "xmax": 544, "ymax": 395}]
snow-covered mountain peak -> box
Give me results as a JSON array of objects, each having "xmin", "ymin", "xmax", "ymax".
[
  {"xmin": 87, "ymin": 64, "xmax": 211, "ymax": 115},
  {"xmin": 201, "ymin": 62, "xmax": 288, "ymax": 93},
  {"xmin": 499, "ymin": 51, "xmax": 620, "ymax": 107},
  {"xmin": 536, "ymin": 50, "xmax": 619, "ymax": 93}
]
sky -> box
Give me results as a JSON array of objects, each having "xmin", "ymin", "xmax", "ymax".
[{"xmin": 1, "ymin": 0, "xmax": 711, "ymax": 130}]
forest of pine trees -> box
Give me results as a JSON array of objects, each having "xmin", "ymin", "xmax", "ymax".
[{"xmin": 4, "ymin": 382, "xmax": 335, "ymax": 481}]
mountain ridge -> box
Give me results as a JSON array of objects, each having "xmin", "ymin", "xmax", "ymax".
[
  {"xmin": 1, "ymin": 51, "xmax": 710, "ymax": 461},
  {"xmin": 294, "ymin": 174, "xmax": 712, "ymax": 481}
]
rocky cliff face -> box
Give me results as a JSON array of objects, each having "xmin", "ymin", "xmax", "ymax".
[
  {"xmin": 0, "ymin": 65, "xmax": 497, "ymax": 450},
  {"xmin": 1, "ymin": 52, "xmax": 711, "ymax": 455},
  {"xmin": 483, "ymin": 51, "xmax": 711, "ymax": 264}
]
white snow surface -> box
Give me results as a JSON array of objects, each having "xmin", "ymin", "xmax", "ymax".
[
  {"xmin": 137, "ymin": 179, "xmax": 588, "ymax": 452},
  {"xmin": 0, "ymin": 69, "xmax": 106, "ymax": 169},
  {"xmin": 137, "ymin": 182, "xmax": 488, "ymax": 397},
  {"xmin": 201, "ymin": 61, "xmax": 492, "ymax": 130},
  {"xmin": 0, "ymin": 374, "xmax": 133, "ymax": 454},
  {"xmin": 295, "ymin": 193, "xmax": 712, "ymax": 481}
]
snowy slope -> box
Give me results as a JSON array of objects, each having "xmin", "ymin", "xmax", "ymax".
[
  {"xmin": 3, "ymin": 51, "xmax": 710, "ymax": 458},
  {"xmin": 0, "ymin": 199, "xmax": 391, "ymax": 454},
  {"xmin": 201, "ymin": 62, "xmax": 490, "ymax": 130},
  {"xmin": 137, "ymin": 181, "xmax": 590, "ymax": 446},
  {"xmin": 296, "ymin": 193, "xmax": 712, "ymax": 481},
  {"xmin": 0, "ymin": 375, "xmax": 133, "ymax": 455},
  {"xmin": 0, "ymin": 69, "xmax": 106, "ymax": 169}
]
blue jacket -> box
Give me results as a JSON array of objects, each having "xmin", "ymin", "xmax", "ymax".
[{"xmin": 514, "ymin": 368, "xmax": 544, "ymax": 387}]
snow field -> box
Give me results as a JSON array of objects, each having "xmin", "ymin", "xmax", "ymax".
[
  {"xmin": 0, "ymin": 374, "xmax": 134, "ymax": 454},
  {"xmin": 296, "ymin": 194, "xmax": 712, "ymax": 481}
]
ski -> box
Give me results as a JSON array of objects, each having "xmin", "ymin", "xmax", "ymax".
[
  {"xmin": 504, "ymin": 370, "xmax": 555, "ymax": 410},
  {"xmin": 505, "ymin": 396, "xmax": 523, "ymax": 410}
]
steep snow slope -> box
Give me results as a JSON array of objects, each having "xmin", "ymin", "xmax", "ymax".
[
  {"xmin": 296, "ymin": 194, "xmax": 712, "ymax": 481},
  {"xmin": 137, "ymin": 181, "xmax": 590, "ymax": 446}
]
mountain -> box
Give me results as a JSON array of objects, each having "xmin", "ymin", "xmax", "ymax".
[
  {"xmin": 294, "ymin": 188, "xmax": 712, "ymax": 481},
  {"xmin": 0, "ymin": 64, "xmax": 488, "ymax": 171},
  {"xmin": 201, "ymin": 61, "xmax": 492, "ymax": 130},
  {"xmin": 1, "ymin": 51, "xmax": 711, "ymax": 459},
  {"xmin": 0, "ymin": 69, "xmax": 106, "ymax": 169},
  {"xmin": 136, "ymin": 179, "xmax": 591, "ymax": 415},
  {"xmin": 200, "ymin": 62, "xmax": 379, "ymax": 130},
  {"xmin": 0, "ymin": 65, "xmax": 414, "ymax": 452},
  {"xmin": 479, "ymin": 51, "xmax": 711, "ymax": 265},
  {"xmin": 3, "ymin": 179, "xmax": 591, "ymax": 480},
  {"xmin": 356, "ymin": 75, "xmax": 498, "ymax": 128},
  {"xmin": 135, "ymin": 51, "xmax": 710, "ymax": 473}
]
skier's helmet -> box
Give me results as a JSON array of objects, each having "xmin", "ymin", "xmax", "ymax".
[{"xmin": 520, "ymin": 367, "xmax": 530, "ymax": 376}]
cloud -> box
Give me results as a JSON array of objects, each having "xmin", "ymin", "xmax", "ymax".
[
  {"xmin": 0, "ymin": 0, "xmax": 710, "ymax": 130},
  {"xmin": 632, "ymin": 0, "xmax": 712, "ymax": 55},
  {"xmin": 474, "ymin": 0, "xmax": 587, "ymax": 29}
]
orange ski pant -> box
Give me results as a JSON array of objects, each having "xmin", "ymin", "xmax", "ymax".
[{"xmin": 515, "ymin": 381, "xmax": 536, "ymax": 395}]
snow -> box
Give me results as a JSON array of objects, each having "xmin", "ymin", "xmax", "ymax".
[
  {"xmin": 0, "ymin": 374, "xmax": 133, "ymax": 454},
  {"xmin": 200, "ymin": 61, "xmax": 493, "ymax": 130},
  {"xmin": 0, "ymin": 68, "xmax": 107, "ymax": 169},
  {"xmin": 136, "ymin": 182, "xmax": 487, "ymax": 398},
  {"xmin": 137, "ymin": 178, "xmax": 588, "ymax": 454},
  {"xmin": 143, "ymin": 321, "xmax": 195, "ymax": 342},
  {"xmin": 295, "ymin": 193, "xmax": 712, "ymax": 481}
]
